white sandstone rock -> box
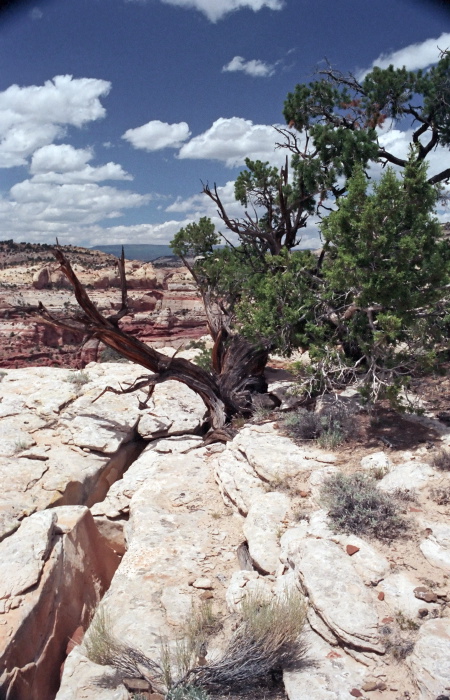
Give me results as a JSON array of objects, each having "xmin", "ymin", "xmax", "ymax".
[
  {"xmin": 243, "ymin": 491, "xmax": 290, "ymax": 574},
  {"xmin": 407, "ymin": 618, "xmax": 450, "ymax": 700},
  {"xmin": 419, "ymin": 520, "xmax": 450, "ymax": 573},
  {"xmin": 378, "ymin": 461, "xmax": 435, "ymax": 492},
  {"xmin": 360, "ymin": 451, "xmax": 392, "ymax": 476},
  {"xmin": 293, "ymin": 539, "xmax": 384, "ymax": 652},
  {"xmin": 283, "ymin": 627, "xmax": 366, "ymax": 700},
  {"xmin": 336, "ymin": 535, "xmax": 390, "ymax": 585}
]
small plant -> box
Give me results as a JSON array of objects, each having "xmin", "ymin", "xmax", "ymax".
[
  {"xmin": 430, "ymin": 487, "xmax": 450, "ymax": 505},
  {"xmin": 252, "ymin": 405, "xmax": 272, "ymax": 423},
  {"xmin": 395, "ymin": 611, "xmax": 419, "ymax": 632},
  {"xmin": 186, "ymin": 340, "xmax": 213, "ymax": 373},
  {"xmin": 66, "ymin": 370, "xmax": 90, "ymax": 386},
  {"xmin": 83, "ymin": 607, "xmax": 161, "ymax": 685},
  {"xmin": 0, "ymin": 370, "xmax": 7, "ymax": 382},
  {"xmin": 14, "ymin": 439, "xmax": 28, "ymax": 453},
  {"xmin": 321, "ymin": 472, "xmax": 409, "ymax": 541},
  {"xmin": 432, "ymin": 448, "xmax": 450, "ymax": 471},
  {"xmin": 282, "ymin": 401, "xmax": 353, "ymax": 448},
  {"xmin": 370, "ymin": 464, "xmax": 390, "ymax": 481},
  {"xmin": 282, "ymin": 408, "xmax": 322, "ymax": 440}
]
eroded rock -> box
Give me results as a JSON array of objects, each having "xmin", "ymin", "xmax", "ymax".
[{"xmin": 291, "ymin": 539, "xmax": 384, "ymax": 653}]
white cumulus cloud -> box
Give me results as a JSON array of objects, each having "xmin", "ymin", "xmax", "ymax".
[
  {"xmin": 178, "ymin": 117, "xmax": 289, "ymax": 167},
  {"xmin": 30, "ymin": 144, "xmax": 132, "ymax": 183},
  {"xmin": 122, "ymin": 120, "xmax": 191, "ymax": 151},
  {"xmin": 0, "ymin": 75, "xmax": 111, "ymax": 168},
  {"xmin": 222, "ymin": 56, "xmax": 276, "ymax": 77},
  {"xmin": 131, "ymin": 0, "xmax": 284, "ymax": 22},
  {"xmin": 360, "ymin": 32, "xmax": 450, "ymax": 78}
]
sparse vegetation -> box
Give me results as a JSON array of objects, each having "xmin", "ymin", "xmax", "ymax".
[
  {"xmin": 84, "ymin": 591, "xmax": 306, "ymax": 697},
  {"xmin": 282, "ymin": 400, "xmax": 354, "ymax": 448},
  {"xmin": 0, "ymin": 370, "xmax": 6, "ymax": 382},
  {"xmin": 430, "ymin": 487, "xmax": 450, "ymax": 505},
  {"xmin": 14, "ymin": 439, "xmax": 28, "ymax": 453},
  {"xmin": 186, "ymin": 340, "xmax": 213, "ymax": 373},
  {"xmin": 65, "ymin": 370, "xmax": 90, "ymax": 386},
  {"xmin": 395, "ymin": 611, "xmax": 420, "ymax": 632},
  {"xmin": 432, "ymin": 448, "xmax": 450, "ymax": 471},
  {"xmin": 83, "ymin": 607, "xmax": 162, "ymax": 685},
  {"xmin": 321, "ymin": 472, "xmax": 409, "ymax": 541}
]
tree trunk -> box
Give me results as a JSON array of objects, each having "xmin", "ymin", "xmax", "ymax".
[{"xmin": 33, "ymin": 246, "xmax": 269, "ymax": 435}]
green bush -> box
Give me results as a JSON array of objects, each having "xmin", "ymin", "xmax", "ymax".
[
  {"xmin": 321, "ymin": 472, "xmax": 408, "ymax": 541},
  {"xmin": 186, "ymin": 340, "xmax": 213, "ymax": 373}
]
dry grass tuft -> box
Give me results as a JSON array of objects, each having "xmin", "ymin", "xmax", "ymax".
[
  {"xmin": 321, "ymin": 472, "xmax": 409, "ymax": 541},
  {"xmin": 83, "ymin": 607, "xmax": 161, "ymax": 685},
  {"xmin": 187, "ymin": 589, "xmax": 307, "ymax": 691},
  {"xmin": 432, "ymin": 448, "xmax": 450, "ymax": 471}
]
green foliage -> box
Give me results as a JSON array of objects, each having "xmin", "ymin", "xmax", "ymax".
[
  {"xmin": 186, "ymin": 340, "xmax": 213, "ymax": 372},
  {"xmin": 321, "ymin": 472, "xmax": 409, "ymax": 541},
  {"xmin": 284, "ymin": 52, "xmax": 450, "ymax": 184},
  {"xmin": 170, "ymin": 217, "xmax": 220, "ymax": 260}
]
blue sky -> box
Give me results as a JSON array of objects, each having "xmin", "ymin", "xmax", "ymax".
[{"xmin": 0, "ymin": 0, "xmax": 449, "ymax": 247}]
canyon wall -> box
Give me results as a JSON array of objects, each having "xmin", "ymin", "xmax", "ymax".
[{"xmin": 0, "ymin": 243, "xmax": 208, "ymax": 369}]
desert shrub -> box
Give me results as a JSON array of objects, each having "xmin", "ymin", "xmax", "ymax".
[
  {"xmin": 83, "ymin": 607, "xmax": 161, "ymax": 684},
  {"xmin": 282, "ymin": 400, "xmax": 353, "ymax": 447},
  {"xmin": 321, "ymin": 473, "xmax": 408, "ymax": 541},
  {"xmin": 99, "ymin": 346, "xmax": 130, "ymax": 363},
  {"xmin": 432, "ymin": 448, "xmax": 450, "ymax": 471},
  {"xmin": 161, "ymin": 602, "xmax": 222, "ymax": 690},
  {"xmin": 281, "ymin": 408, "xmax": 322, "ymax": 440},
  {"xmin": 84, "ymin": 594, "xmax": 305, "ymax": 696},
  {"xmin": 65, "ymin": 370, "xmax": 90, "ymax": 386},
  {"xmin": 189, "ymin": 590, "xmax": 307, "ymax": 691},
  {"xmin": 0, "ymin": 370, "xmax": 6, "ymax": 382},
  {"xmin": 430, "ymin": 487, "xmax": 450, "ymax": 505}
]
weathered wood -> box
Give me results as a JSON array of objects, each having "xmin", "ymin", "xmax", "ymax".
[{"xmin": 31, "ymin": 245, "xmax": 270, "ymax": 433}]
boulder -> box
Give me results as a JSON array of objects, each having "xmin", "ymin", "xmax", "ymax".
[
  {"xmin": 407, "ymin": 618, "xmax": 450, "ymax": 699},
  {"xmin": 291, "ymin": 539, "xmax": 384, "ymax": 653},
  {"xmin": 243, "ymin": 492, "xmax": 290, "ymax": 574},
  {"xmin": 231, "ymin": 423, "xmax": 335, "ymax": 483},
  {"xmin": 419, "ymin": 520, "xmax": 450, "ymax": 573},
  {"xmin": 378, "ymin": 461, "xmax": 435, "ymax": 492}
]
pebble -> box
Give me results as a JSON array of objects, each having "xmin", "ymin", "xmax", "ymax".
[
  {"xmin": 346, "ymin": 544, "xmax": 360, "ymax": 556},
  {"xmin": 413, "ymin": 586, "xmax": 438, "ymax": 603},
  {"xmin": 192, "ymin": 577, "xmax": 213, "ymax": 590}
]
